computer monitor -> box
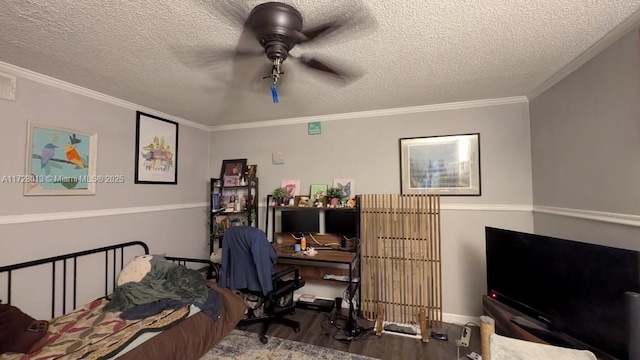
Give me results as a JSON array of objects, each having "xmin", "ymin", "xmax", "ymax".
[
  {"xmin": 280, "ymin": 210, "xmax": 320, "ymax": 234},
  {"xmin": 325, "ymin": 210, "xmax": 358, "ymax": 237}
]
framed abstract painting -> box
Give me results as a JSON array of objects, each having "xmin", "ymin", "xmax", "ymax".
[{"xmin": 399, "ymin": 133, "xmax": 481, "ymax": 196}]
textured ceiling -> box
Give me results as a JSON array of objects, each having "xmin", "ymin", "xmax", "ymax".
[{"xmin": 1, "ymin": 0, "xmax": 640, "ymax": 127}]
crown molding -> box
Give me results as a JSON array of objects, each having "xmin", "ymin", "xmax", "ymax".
[
  {"xmin": 528, "ymin": 9, "xmax": 640, "ymax": 100},
  {"xmin": 209, "ymin": 96, "xmax": 529, "ymax": 132},
  {"xmin": 0, "ymin": 62, "xmax": 210, "ymax": 131},
  {"xmin": 533, "ymin": 205, "xmax": 640, "ymax": 227},
  {"xmin": 0, "ymin": 202, "xmax": 207, "ymax": 225}
]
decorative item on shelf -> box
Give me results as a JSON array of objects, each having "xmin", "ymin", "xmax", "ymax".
[
  {"xmin": 326, "ymin": 187, "xmax": 345, "ymax": 207},
  {"xmin": 244, "ymin": 164, "xmax": 257, "ymax": 178},
  {"xmin": 272, "ymin": 186, "xmax": 288, "ymax": 206},
  {"xmin": 297, "ymin": 196, "xmax": 310, "ymax": 207},
  {"xmin": 220, "ymin": 158, "xmax": 247, "ymax": 187}
]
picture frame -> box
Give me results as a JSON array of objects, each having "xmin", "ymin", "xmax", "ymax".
[
  {"xmin": 24, "ymin": 121, "xmax": 98, "ymax": 196},
  {"xmin": 220, "ymin": 159, "xmax": 247, "ymax": 187},
  {"xmin": 399, "ymin": 133, "xmax": 481, "ymax": 196},
  {"xmin": 309, "ymin": 184, "xmax": 328, "ymax": 200},
  {"xmin": 333, "ymin": 179, "xmax": 355, "ymax": 199},
  {"xmin": 135, "ymin": 111, "xmax": 178, "ymax": 184}
]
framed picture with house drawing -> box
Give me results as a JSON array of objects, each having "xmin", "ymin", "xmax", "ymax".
[
  {"xmin": 399, "ymin": 133, "xmax": 481, "ymax": 196},
  {"xmin": 135, "ymin": 111, "xmax": 179, "ymax": 184},
  {"xmin": 24, "ymin": 121, "xmax": 98, "ymax": 196}
]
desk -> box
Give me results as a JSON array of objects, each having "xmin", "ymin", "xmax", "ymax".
[
  {"xmin": 273, "ymin": 233, "xmax": 358, "ymax": 281},
  {"xmin": 272, "ymin": 233, "xmax": 361, "ymax": 333}
]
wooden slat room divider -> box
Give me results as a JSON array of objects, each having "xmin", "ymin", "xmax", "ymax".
[{"xmin": 359, "ymin": 194, "xmax": 442, "ymax": 342}]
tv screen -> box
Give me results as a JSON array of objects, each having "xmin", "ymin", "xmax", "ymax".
[
  {"xmin": 325, "ymin": 210, "xmax": 358, "ymax": 237},
  {"xmin": 281, "ymin": 210, "xmax": 319, "ymax": 234},
  {"xmin": 485, "ymin": 227, "xmax": 640, "ymax": 359}
]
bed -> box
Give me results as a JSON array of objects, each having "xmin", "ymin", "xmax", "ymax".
[{"xmin": 0, "ymin": 241, "xmax": 246, "ymax": 360}]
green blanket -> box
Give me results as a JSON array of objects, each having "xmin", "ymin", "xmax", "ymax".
[{"xmin": 105, "ymin": 257, "xmax": 209, "ymax": 312}]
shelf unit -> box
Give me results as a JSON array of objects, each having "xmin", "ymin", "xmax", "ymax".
[
  {"xmin": 264, "ymin": 194, "xmax": 358, "ymax": 242},
  {"xmin": 209, "ymin": 177, "xmax": 259, "ymax": 252},
  {"xmin": 266, "ymin": 194, "xmax": 362, "ymax": 330}
]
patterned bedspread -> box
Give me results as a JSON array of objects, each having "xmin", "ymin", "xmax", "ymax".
[{"xmin": 1, "ymin": 297, "xmax": 189, "ymax": 360}]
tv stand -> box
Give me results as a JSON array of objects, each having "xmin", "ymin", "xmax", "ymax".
[
  {"xmin": 483, "ymin": 296, "xmax": 614, "ymax": 360},
  {"xmin": 509, "ymin": 316, "xmax": 573, "ymax": 348}
]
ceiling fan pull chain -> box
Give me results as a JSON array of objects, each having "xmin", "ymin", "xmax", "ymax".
[{"xmin": 271, "ymin": 84, "xmax": 279, "ymax": 103}]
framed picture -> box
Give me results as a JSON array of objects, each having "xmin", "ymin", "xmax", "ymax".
[
  {"xmin": 24, "ymin": 121, "xmax": 98, "ymax": 196},
  {"xmin": 399, "ymin": 133, "xmax": 481, "ymax": 196},
  {"xmin": 309, "ymin": 184, "xmax": 328, "ymax": 200},
  {"xmin": 281, "ymin": 179, "xmax": 301, "ymax": 198},
  {"xmin": 333, "ymin": 179, "xmax": 355, "ymax": 199},
  {"xmin": 135, "ymin": 111, "xmax": 178, "ymax": 184},
  {"xmin": 220, "ymin": 159, "xmax": 247, "ymax": 187}
]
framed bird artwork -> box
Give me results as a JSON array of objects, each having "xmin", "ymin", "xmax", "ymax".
[{"xmin": 24, "ymin": 121, "xmax": 98, "ymax": 195}]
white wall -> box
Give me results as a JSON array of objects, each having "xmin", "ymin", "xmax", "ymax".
[
  {"xmin": 210, "ymin": 100, "xmax": 534, "ymax": 318},
  {"xmin": 0, "ymin": 70, "xmax": 211, "ymax": 319},
  {"xmin": 530, "ymin": 27, "xmax": 640, "ymax": 250}
]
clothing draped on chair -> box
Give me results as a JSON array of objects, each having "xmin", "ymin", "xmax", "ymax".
[
  {"xmin": 220, "ymin": 226, "xmax": 278, "ymax": 295},
  {"xmin": 218, "ymin": 226, "xmax": 304, "ymax": 344}
]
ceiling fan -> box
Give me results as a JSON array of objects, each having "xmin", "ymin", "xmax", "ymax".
[{"xmin": 189, "ymin": 1, "xmax": 376, "ymax": 103}]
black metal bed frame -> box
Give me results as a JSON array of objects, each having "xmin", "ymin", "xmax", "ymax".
[{"xmin": 0, "ymin": 241, "xmax": 218, "ymax": 318}]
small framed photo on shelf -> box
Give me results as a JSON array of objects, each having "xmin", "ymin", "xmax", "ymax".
[
  {"xmin": 309, "ymin": 184, "xmax": 328, "ymax": 200},
  {"xmin": 399, "ymin": 133, "xmax": 481, "ymax": 195},
  {"xmin": 220, "ymin": 159, "xmax": 247, "ymax": 187},
  {"xmin": 244, "ymin": 164, "xmax": 257, "ymax": 178}
]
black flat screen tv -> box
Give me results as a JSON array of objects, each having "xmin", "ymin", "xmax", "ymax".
[{"xmin": 485, "ymin": 227, "xmax": 640, "ymax": 360}]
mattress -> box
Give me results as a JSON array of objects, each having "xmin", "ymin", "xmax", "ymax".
[{"xmin": 1, "ymin": 281, "xmax": 246, "ymax": 360}]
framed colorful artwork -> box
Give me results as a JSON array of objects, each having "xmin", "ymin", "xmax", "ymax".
[
  {"xmin": 135, "ymin": 111, "xmax": 179, "ymax": 184},
  {"xmin": 24, "ymin": 121, "xmax": 98, "ymax": 195}
]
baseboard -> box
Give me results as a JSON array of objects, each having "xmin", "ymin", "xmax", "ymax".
[
  {"xmin": 442, "ymin": 313, "xmax": 480, "ymax": 327},
  {"xmin": 293, "ymin": 293, "xmax": 479, "ymax": 329}
]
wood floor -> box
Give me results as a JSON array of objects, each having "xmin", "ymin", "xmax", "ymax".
[{"xmin": 243, "ymin": 308, "xmax": 482, "ymax": 360}]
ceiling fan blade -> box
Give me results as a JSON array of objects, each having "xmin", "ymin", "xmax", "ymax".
[
  {"xmin": 295, "ymin": 55, "xmax": 361, "ymax": 83},
  {"xmin": 297, "ymin": 1, "xmax": 377, "ymax": 45},
  {"xmin": 299, "ymin": 20, "xmax": 345, "ymax": 43},
  {"xmin": 172, "ymin": 45, "xmax": 263, "ymax": 70}
]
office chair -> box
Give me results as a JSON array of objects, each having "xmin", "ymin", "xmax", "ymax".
[{"xmin": 219, "ymin": 226, "xmax": 305, "ymax": 343}]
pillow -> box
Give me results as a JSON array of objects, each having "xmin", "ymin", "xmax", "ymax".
[
  {"xmin": 0, "ymin": 304, "xmax": 49, "ymax": 354},
  {"xmin": 117, "ymin": 255, "xmax": 154, "ymax": 286}
]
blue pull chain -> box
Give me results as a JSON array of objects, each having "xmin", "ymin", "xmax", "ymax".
[{"xmin": 271, "ymin": 84, "xmax": 279, "ymax": 103}]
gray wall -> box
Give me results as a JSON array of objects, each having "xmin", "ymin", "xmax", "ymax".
[
  {"xmin": 530, "ymin": 27, "xmax": 640, "ymax": 250},
  {"xmin": 0, "ymin": 75, "xmax": 210, "ymax": 318},
  {"xmin": 210, "ymin": 101, "xmax": 534, "ymax": 318}
]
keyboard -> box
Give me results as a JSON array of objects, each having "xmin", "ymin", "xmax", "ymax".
[{"xmin": 312, "ymin": 246, "xmax": 333, "ymax": 250}]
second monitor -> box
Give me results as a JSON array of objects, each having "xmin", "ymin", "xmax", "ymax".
[{"xmin": 279, "ymin": 209, "xmax": 358, "ymax": 238}]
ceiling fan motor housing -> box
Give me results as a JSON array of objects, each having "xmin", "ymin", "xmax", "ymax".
[{"xmin": 247, "ymin": 2, "xmax": 303, "ymax": 61}]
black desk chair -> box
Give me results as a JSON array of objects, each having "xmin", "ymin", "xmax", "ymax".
[{"xmin": 219, "ymin": 226, "xmax": 305, "ymax": 343}]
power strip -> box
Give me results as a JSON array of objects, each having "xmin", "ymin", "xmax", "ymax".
[{"xmin": 455, "ymin": 325, "xmax": 471, "ymax": 347}]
